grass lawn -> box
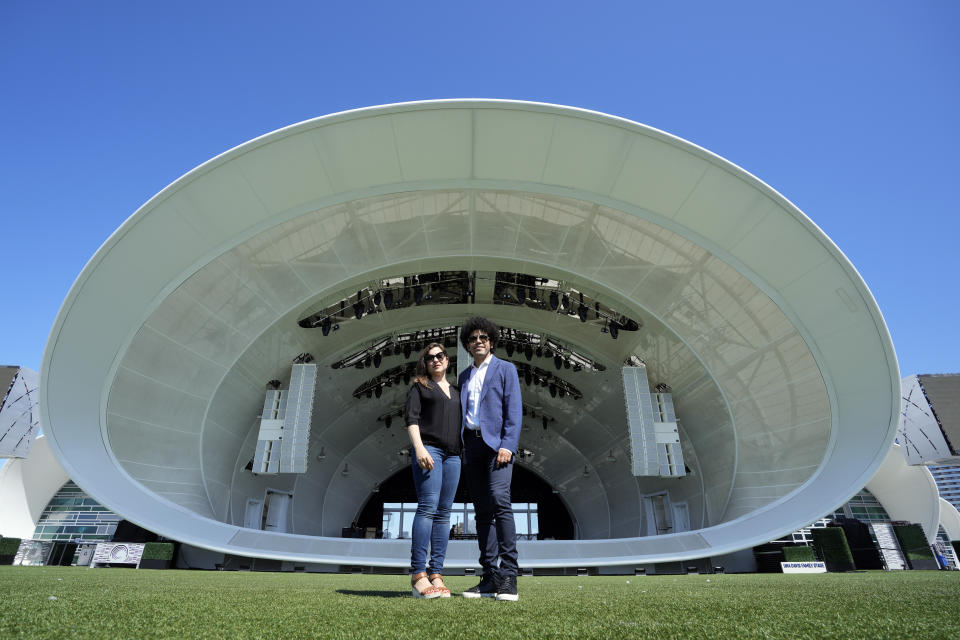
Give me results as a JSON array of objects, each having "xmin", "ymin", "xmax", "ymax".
[{"xmin": 1, "ymin": 567, "xmax": 958, "ymax": 639}]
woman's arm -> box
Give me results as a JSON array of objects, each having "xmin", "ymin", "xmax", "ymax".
[
  {"xmin": 405, "ymin": 384, "xmax": 434, "ymax": 470},
  {"xmin": 406, "ymin": 423, "xmax": 434, "ymax": 471}
]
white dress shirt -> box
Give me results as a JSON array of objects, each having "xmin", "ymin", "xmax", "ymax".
[{"xmin": 464, "ymin": 353, "xmax": 492, "ymax": 431}]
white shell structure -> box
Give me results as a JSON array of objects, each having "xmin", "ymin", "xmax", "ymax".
[{"xmin": 41, "ymin": 100, "xmax": 900, "ymax": 566}]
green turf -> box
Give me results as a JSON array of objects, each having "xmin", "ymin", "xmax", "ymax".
[{"xmin": 1, "ymin": 567, "xmax": 958, "ymax": 639}]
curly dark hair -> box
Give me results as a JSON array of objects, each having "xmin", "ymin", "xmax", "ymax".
[{"xmin": 459, "ymin": 316, "xmax": 499, "ymax": 350}]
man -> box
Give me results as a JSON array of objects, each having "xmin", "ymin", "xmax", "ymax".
[{"xmin": 458, "ymin": 317, "xmax": 523, "ymax": 601}]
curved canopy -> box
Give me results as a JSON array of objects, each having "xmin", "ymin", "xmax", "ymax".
[{"xmin": 41, "ymin": 100, "xmax": 899, "ymax": 565}]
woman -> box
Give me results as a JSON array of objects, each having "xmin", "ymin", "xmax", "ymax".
[{"xmin": 405, "ymin": 342, "xmax": 461, "ymax": 599}]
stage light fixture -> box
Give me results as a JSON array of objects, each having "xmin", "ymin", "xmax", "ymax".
[
  {"xmin": 549, "ymin": 291, "xmax": 559, "ymax": 310},
  {"xmin": 524, "ymin": 345, "xmax": 533, "ymax": 361},
  {"xmin": 374, "ymin": 291, "xmax": 381, "ymax": 306},
  {"xmin": 403, "ymin": 343, "xmax": 412, "ymax": 358},
  {"xmin": 375, "ymin": 385, "xmax": 382, "ymax": 398},
  {"xmin": 506, "ymin": 342, "xmax": 515, "ymax": 356},
  {"xmin": 414, "ymin": 285, "xmax": 424, "ymax": 304},
  {"xmin": 321, "ymin": 317, "xmax": 331, "ymax": 336},
  {"xmin": 517, "ymin": 286, "xmax": 526, "ymax": 303},
  {"xmin": 353, "ymin": 302, "xmax": 363, "ymax": 320},
  {"xmin": 373, "ymin": 353, "xmax": 382, "ymax": 368},
  {"xmin": 610, "ymin": 321, "xmax": 619, "ymax": 340},
  {"xmin": 554, "ymin": 355, "xmax": 563, "ymax": 370},
  {"xmin": 384, "ymin": 290, "xmax": 394, "ymax": 308},
  {"xmin": 385, "ymin": 416, "xmax": 392, "ymax": 429},
  {"xmin": 561, "ymin": 293, "xmax": 570, "ymax": 310},
  {"xmin": 549, "ymin": 383, "xmax": 557, "ymax": 398}
]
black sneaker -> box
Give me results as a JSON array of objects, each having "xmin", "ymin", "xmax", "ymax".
[
  {"xmin": 462, "ymin": 573, "xmax": 498, "ymax": 598},
  {"xmin": 495, "ymin": 574, "xmax": 518, "ymax": 601}
]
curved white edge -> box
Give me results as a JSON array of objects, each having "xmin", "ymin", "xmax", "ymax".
[
  {"xmin": 0, "ymin": 436, "xmax": 70, "ymax": 538},
  {"xmin": 939, "ymin": 498, "xmax": 960, "ymax": 541},
  {"xmin": 41, "ymin": 99, "xmax": 901, "ymax": 565},
  {"xmin": 866, "ymin": 444, "xmax": 941, "ymax": 545}
]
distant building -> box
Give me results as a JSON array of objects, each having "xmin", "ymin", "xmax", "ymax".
[
  {"xmin": 898, "ymin": 374, "xmax": 959, "ymax": 465},
  {"xmin": 0, "ymin": 365, "xmax": 39, "ymax": 459},
  {"xmin": 929, "ymin": 464, "xmax": 960, "ymax": 513},
  {"xmin": 0, "ymin": 435, "xmax": 121, "ymax": 542}
]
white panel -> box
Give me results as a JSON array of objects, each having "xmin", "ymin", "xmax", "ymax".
[
  {"xmin": 898, "ymin": 376, "xmax": 951, "ymax": 464},
  {"xmin": 730, "ymin": 210, "xmax": 830, "ymax": 290},
  {"xmin": 541, "ymin": 116, "xmax": 631, "ymax": 194},
  {"xmin": 168, "ymin": 163, "xmax": 269, "ymax": 242},
  {"xmin": 235, "ymin": 133, "xmax": 333, "ymax": 215},
  {"xmin": 392, "ymin": 109, "xmax": 472, "ymax": 181},
  {"xmin": 264, "ymin": 492, "xmax": 291, "ymax": 533},
  {"xmin": 473, "ymin": 109, "xmax": 554, "ymax": 181},
  {"xmin": 673, "ymin": 167, "xmax": 775, "ymax": 248},
  {"xmin": 119, "ymin": 325, "xmax": 226, "ymax": 398},
  {"xmin": 0, "ymin": 368, "xmax": 39, "ymax": 459},
  {"xmin": 311, "ymin": 117, "xmax": 403, "ymax": 193},
  {"xmin": 609, "ymin": 133, "xmax": 705, "ymax": 216}
]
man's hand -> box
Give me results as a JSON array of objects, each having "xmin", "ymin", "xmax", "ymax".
[{"xmin": 496, "ymin": 448, "xmax": 513, "ymax": 468}]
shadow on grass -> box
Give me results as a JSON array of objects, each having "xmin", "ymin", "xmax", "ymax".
[{"xmin": 336, "ymin": 589, "xmax": 408, "ymax": 598}]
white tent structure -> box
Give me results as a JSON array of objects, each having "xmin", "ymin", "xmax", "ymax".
[
  {"xmin": 866, "ymin": 444, "xmax": 946, "ymax": 545},
  {"xmin": 0, "ymin": 436, "xmax": 69, "ymax": 539},
  {"xmin": 41, "ymin": 100, "xmax": 900, "ymax": 567}
]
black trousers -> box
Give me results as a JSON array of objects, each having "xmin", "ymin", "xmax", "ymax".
[{"xmin": 463, "ymin": 436, "xmax": 518, "ymax": 577}]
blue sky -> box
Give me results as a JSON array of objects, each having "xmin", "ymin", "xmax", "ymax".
[{"xmin": 1, "ymin": 1, "xmax": 957, "ymax": 377}]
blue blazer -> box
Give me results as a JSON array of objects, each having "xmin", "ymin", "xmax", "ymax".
[{"xmin": 458, "ymin": 354, "xmax": 523, "ymax": 454}]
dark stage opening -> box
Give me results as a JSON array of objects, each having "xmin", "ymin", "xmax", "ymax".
[{"xmin": 354, "ymin": 463, "xmax": 574, "ymax": 540}]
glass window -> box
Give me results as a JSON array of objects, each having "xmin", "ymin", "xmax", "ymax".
[
  {"xmin": 382, "ymin": 511, "xmax": 400, "ymax": 540},
  {"xmin": 515, "ymin": 513, "xmax": 529, "ymax": 535}
]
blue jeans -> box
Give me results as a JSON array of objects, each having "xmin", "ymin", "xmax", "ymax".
[{"xmin": 410, "ymin": 445, "xmax": 461, "ymax": 573}]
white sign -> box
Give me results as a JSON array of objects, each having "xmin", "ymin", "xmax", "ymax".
[
  {"xmin": 781, "ymin": 561, "xmax": 826, "ymax": 574},
  {"xmin": 92, "ymin": 542, "xmax": 145, "ymax": 567}
]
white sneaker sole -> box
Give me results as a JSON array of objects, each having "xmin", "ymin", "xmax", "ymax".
[
  {"xmin": 495, "ymin": 593, "xmax": 519, "ymax": 601},
  {"xmin": 462, "ymin": 591, "xmax": 495, "ymax": 599}
]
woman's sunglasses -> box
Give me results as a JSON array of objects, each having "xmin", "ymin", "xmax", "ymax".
[{"xmin": 424, "ymin": 352, "xmax": 447, "ymax": 363}]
